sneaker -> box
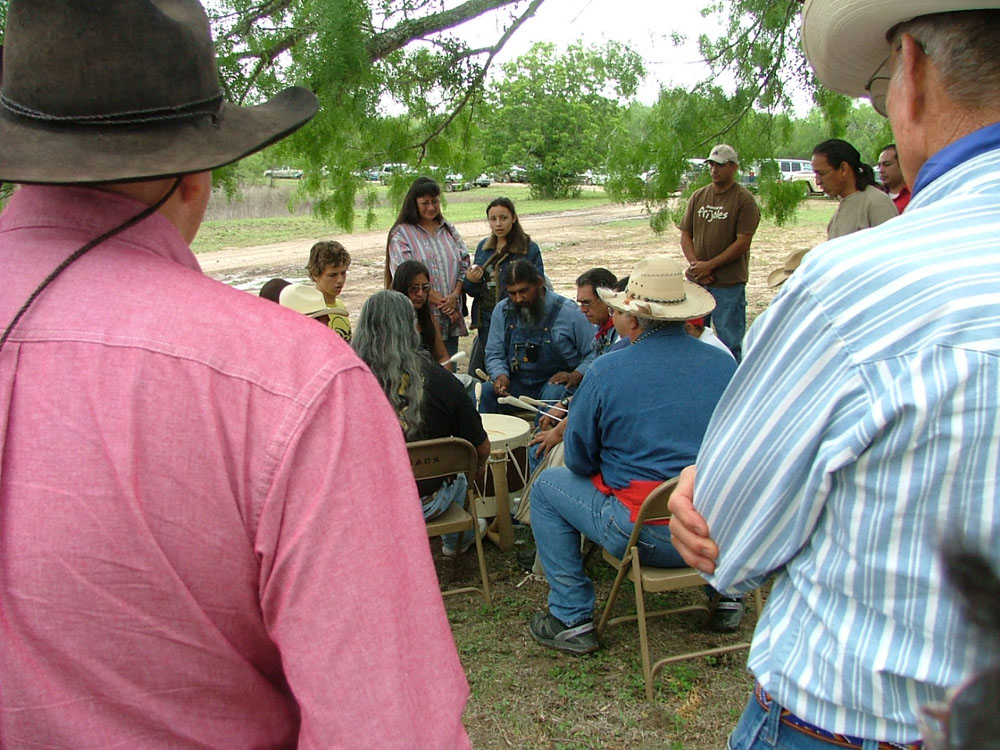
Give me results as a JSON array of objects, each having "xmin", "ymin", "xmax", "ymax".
[
  {"xmin": 442, "ymin": 518, "xmax": 488, "ymax": 558},
  {"xmin": 529, "ymin": 611, "xmax": 599, "ymax": 655},
  {"xmin": 707, "ymin": 596, "xmax": 745, "ymax": 633}
]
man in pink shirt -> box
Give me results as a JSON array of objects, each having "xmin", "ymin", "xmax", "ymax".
[{"xmin": 0, "ymin": 2, "xmax": 470, "ymax": 748}]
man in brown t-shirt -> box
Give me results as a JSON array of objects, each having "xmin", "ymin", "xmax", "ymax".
[{"xmin": 679, "ymin": 144, "xmax": 761, "ymax": 361}]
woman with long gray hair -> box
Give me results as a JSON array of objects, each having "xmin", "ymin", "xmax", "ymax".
[{"xmin": 354, "ymin": 291, "xmax": 490, "ymax": 556}]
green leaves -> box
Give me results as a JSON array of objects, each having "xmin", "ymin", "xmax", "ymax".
[{"xmin": 480, "ymin": 41, "xmax": 645, "ymax": 199}]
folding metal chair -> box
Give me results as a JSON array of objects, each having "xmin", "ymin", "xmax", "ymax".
[
  {"xmin": 409, "ymin": 437, "xmax": 491, "ymax": 605},
  {"xmin": 596, "ymin": 477, "xmax": 763, "ymax": 699}
]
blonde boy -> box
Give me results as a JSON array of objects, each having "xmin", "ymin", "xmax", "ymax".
[{"xmin": 307, "ymin": 240, "xmax": 352, "ymax": 341}]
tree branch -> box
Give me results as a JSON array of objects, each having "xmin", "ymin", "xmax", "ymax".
[
  {"xmin": 407, "ymin": 0, "xmax": 545, "ymax": 152},
  {"xmin": 366, "ymin": 0, "xmax": 526, "ymax": 61}
]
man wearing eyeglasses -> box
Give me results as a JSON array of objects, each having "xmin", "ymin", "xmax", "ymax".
[{"xmin": 667, "ymin": 1, "xmax": 1000, "ymax": 749}]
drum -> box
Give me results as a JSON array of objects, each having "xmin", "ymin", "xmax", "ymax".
[{"xmin": 477, "ymin": 413, "xmax": 531, "ymax": 551}]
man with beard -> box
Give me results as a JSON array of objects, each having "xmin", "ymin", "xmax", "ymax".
[{"xmin": 480, "ymin": 260, "xmax": 595, "ymax": 414}]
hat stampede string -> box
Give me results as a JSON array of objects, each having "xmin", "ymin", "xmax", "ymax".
[{"xmin": 0, "ymin": 177, "xmax": 183, "ymax": 354}]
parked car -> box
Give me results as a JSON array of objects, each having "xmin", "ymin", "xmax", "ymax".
[
  {"xmin": 499, "ymin": 165, "xmax": 528, "ymax": 183},
  {"xmin": 444, "ymin": 173, "xmax": 471, "ymax": 192},
  {"xmin": 580, "ymin": 170, "xmax": 608, "ymax": 186},
  {"xmin": 378, "ymin": 163, "xmax": 415, "ymax": 185},
  {"xmin": 473, "ymin": 173, "xmax": 492, "ymax": 188},
  {"xmin": 264, "ymin": 166, "xmax": 303, "ymax": 179},
  {"xmin": 756, "ymin": 158, "xmax": 820, "ymax": 195}
]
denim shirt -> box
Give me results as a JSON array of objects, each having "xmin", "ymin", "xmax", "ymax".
[
  {"xmin": 484, "ymin": 290, "xmax": 595, "ymax": 385},
  {"xmin": 563, "ymin": 324, "xmax": 736, "ymax": 488}
]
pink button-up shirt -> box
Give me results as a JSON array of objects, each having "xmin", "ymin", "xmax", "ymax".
[{"xmin": 0, "ymin": 186, "xmax": 470, "ymax": 748}]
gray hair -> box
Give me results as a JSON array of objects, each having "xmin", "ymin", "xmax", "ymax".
[
  {"xmin": 353, "ymin": 290, "xmax": 427, "ymax": 439},
  {"xmin": 635, "ymin": 317, "xmax": 668, "ymax": 332},
  {"xmin": 890, "ymin": 11, "xmax": 1000, "ymax": 111}
]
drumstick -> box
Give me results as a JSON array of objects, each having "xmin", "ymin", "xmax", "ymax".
[
  {"xmin": 498, "ymin": 395, "xmax": 564, "ymax": 422},
  {"xmin": 474, "ymin": 381, "xmax": 482, "ymax": 409},
  {"xmin": 475, "ymin": 368, "xmax": 492, "ymax": 383},
  {"xmin": 441, "ymin": 350, "xmax": 467, "ymax": 366},
  {"xmin": 518, "ymin": 395, "xmax": 568, "ymax": 413}
]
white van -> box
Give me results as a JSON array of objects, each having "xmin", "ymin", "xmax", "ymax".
[{"xmin": 774, "ymin": 158, "xmax": 820, "ymax": 195}]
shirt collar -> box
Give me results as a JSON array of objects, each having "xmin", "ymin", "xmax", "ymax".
[
  {"xmin": 912, "ymin": 121, "xmax": 1000, "ymax": 197},
  {"xmin": 595, "ymin": 317, "xmax": 615, "ymax": 340}
]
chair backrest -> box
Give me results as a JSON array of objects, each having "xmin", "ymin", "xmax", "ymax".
[
  {"xmin": 623, "ymin": 477, "xmax": 680, "ymax": 548},
  {"xmin": 408, "ymin": 436, "xmax": 479, "ymax": 484}
]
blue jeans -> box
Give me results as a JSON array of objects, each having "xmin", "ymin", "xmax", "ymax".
[
  {"xmin": 422, "ymin": 474, "xmax": 472, "ymax": 550},
  {"xmin": 706, "ymin": 284, "xmax": 746, "ymax": 361},
  {"xmin": 443, "ymin": 335, "xmax": 460, "ymax": 358},
  {"xmin": 728, "ymin": 690, "xmax": 885, "ymax": 750},
  {"xmin": 530, "ymin": 467, "xmax": 686, "ymax": 626}
]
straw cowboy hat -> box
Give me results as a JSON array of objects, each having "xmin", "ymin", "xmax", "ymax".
[
  {"xmin": 801, "ymin": 0, "xmax": 1000, "ymax": 101},
  {"xmin": 767, "ymin": 247, "xmax": 813, "ymax": 289},
  {"xmin": 279, "ymin": 285, "xmax": 332, "ymax": 319},
  {"xmin": 0, "ymin": 0, "xmax": 318, "ymax": 184},
  {"xmin": 598, "ymin": 256, "xmax": 715, "ymax": 321}
]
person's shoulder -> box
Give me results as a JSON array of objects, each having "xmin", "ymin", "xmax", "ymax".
[
  {"xmin": 864, "ymin": 186, "xmax": 896, "ymax": 206},
  {"xmin": 687, "ymin": 184, "xmax": 712, "ymax": 203},
  {"xmin": 161, "ymin": 271, "xmax": 363, "ymax": 392},
  {"xmin": 734, "ymin": 183, "xmax": 760, "ymax": 205}
]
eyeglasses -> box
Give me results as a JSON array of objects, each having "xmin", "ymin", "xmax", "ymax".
[
  {"xmin": 577, "ymin": 299, "xmax": 595, "ymax": 308},
  {"xmin": 918, "ymin": 666, "xmax": 1000, "ymax": 750},
  {"xmin": 866, "ymin": 56, "xmax": 891, "ymax": 116},
  {"xmin": 813, "ymin": 167, "xmax": 836, "ymax": 179},
  {"xmin": 407, "ymin": 284, "xmax": 431, "ymax": 295}
]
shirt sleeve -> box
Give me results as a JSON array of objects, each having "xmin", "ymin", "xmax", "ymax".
[
  {"xmin": 255, "ymin": 363, "xmax": 470, "ymax": 749},
  {"xmin": 448, "ymin": 224, "xmax": 471, "ymax": 277},
  {"xmin": 561, "ymin": 366, "xmax": 603, "ymax": 477},
  {"xmin": 463, "ymin": 238, "xmax": 487, "ymax": 297},
  {"xmin": 438, "ymin": 365, "xmax": 488, "ymax": 447},
  {"xmin": 527, "ymin": 241, "xmax": 545, "ymax": 278},
  {"xmin": 694, "ymin": 279, "xmax": 869, "ymax": 595},
  {"xmin": 868, "ymin": 191, "xmax": 899, "ymax": 228},
  {"xmin": 736, "ymin": 189, "xmax": 762, "ymax": 236},
  {"xmin": 565, "ymin": 307, "xmax": 598, "ymax": 374},
  {"xmin": 387, "ymin": 227, "xmax": 412, "ymax": 276},
  {"xmin": 679, "ymin": 192, "xmax": 697, "ymax": 235}
]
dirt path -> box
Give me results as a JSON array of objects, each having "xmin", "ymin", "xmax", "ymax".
[{"xmin": 200, "ymin": 199, "xmax": 832, "ymax": 327}]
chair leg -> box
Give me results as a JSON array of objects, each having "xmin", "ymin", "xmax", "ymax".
[
  {"xmin": 472, "ymin": 522, "xmax": 492, "ymax": 606},
  {"xmin": 630, "ymin": 548, "xmax": 655, "ymax": 701},
  {"xmin": 597, "ymin": 547, "xmax": 634, "ymax": 637}
]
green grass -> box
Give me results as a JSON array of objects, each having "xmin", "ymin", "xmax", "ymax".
[{"xmin": 192, "ymin": 184, "xmax": 613, "ymax": 254}]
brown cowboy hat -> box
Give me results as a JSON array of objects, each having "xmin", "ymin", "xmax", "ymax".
[{"xmin": 0, "ymin": 0, "xmax": 318, "ymax": 184}]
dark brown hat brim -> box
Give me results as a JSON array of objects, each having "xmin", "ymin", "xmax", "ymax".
[{"xmin": 0, "ymin": 87, "xmax": 318, "ymax": 184}]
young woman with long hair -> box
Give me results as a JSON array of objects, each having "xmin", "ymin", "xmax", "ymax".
[
  {"xmin": 463, "ymin": 196, "xmax": 544, "ymax": 375},
  {"xmin": 391, "ymin": 259, "xmax": 450, "ymax": 367}
]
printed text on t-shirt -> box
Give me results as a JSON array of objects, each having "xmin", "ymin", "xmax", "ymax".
[{"xmin": 698, "ymin": 205, "xmax": 730, "ymax": 222}]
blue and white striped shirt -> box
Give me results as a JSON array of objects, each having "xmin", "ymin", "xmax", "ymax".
[{"xmin": 696, "ymin": 123, "xmax": 1000, "ymax": 743}]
